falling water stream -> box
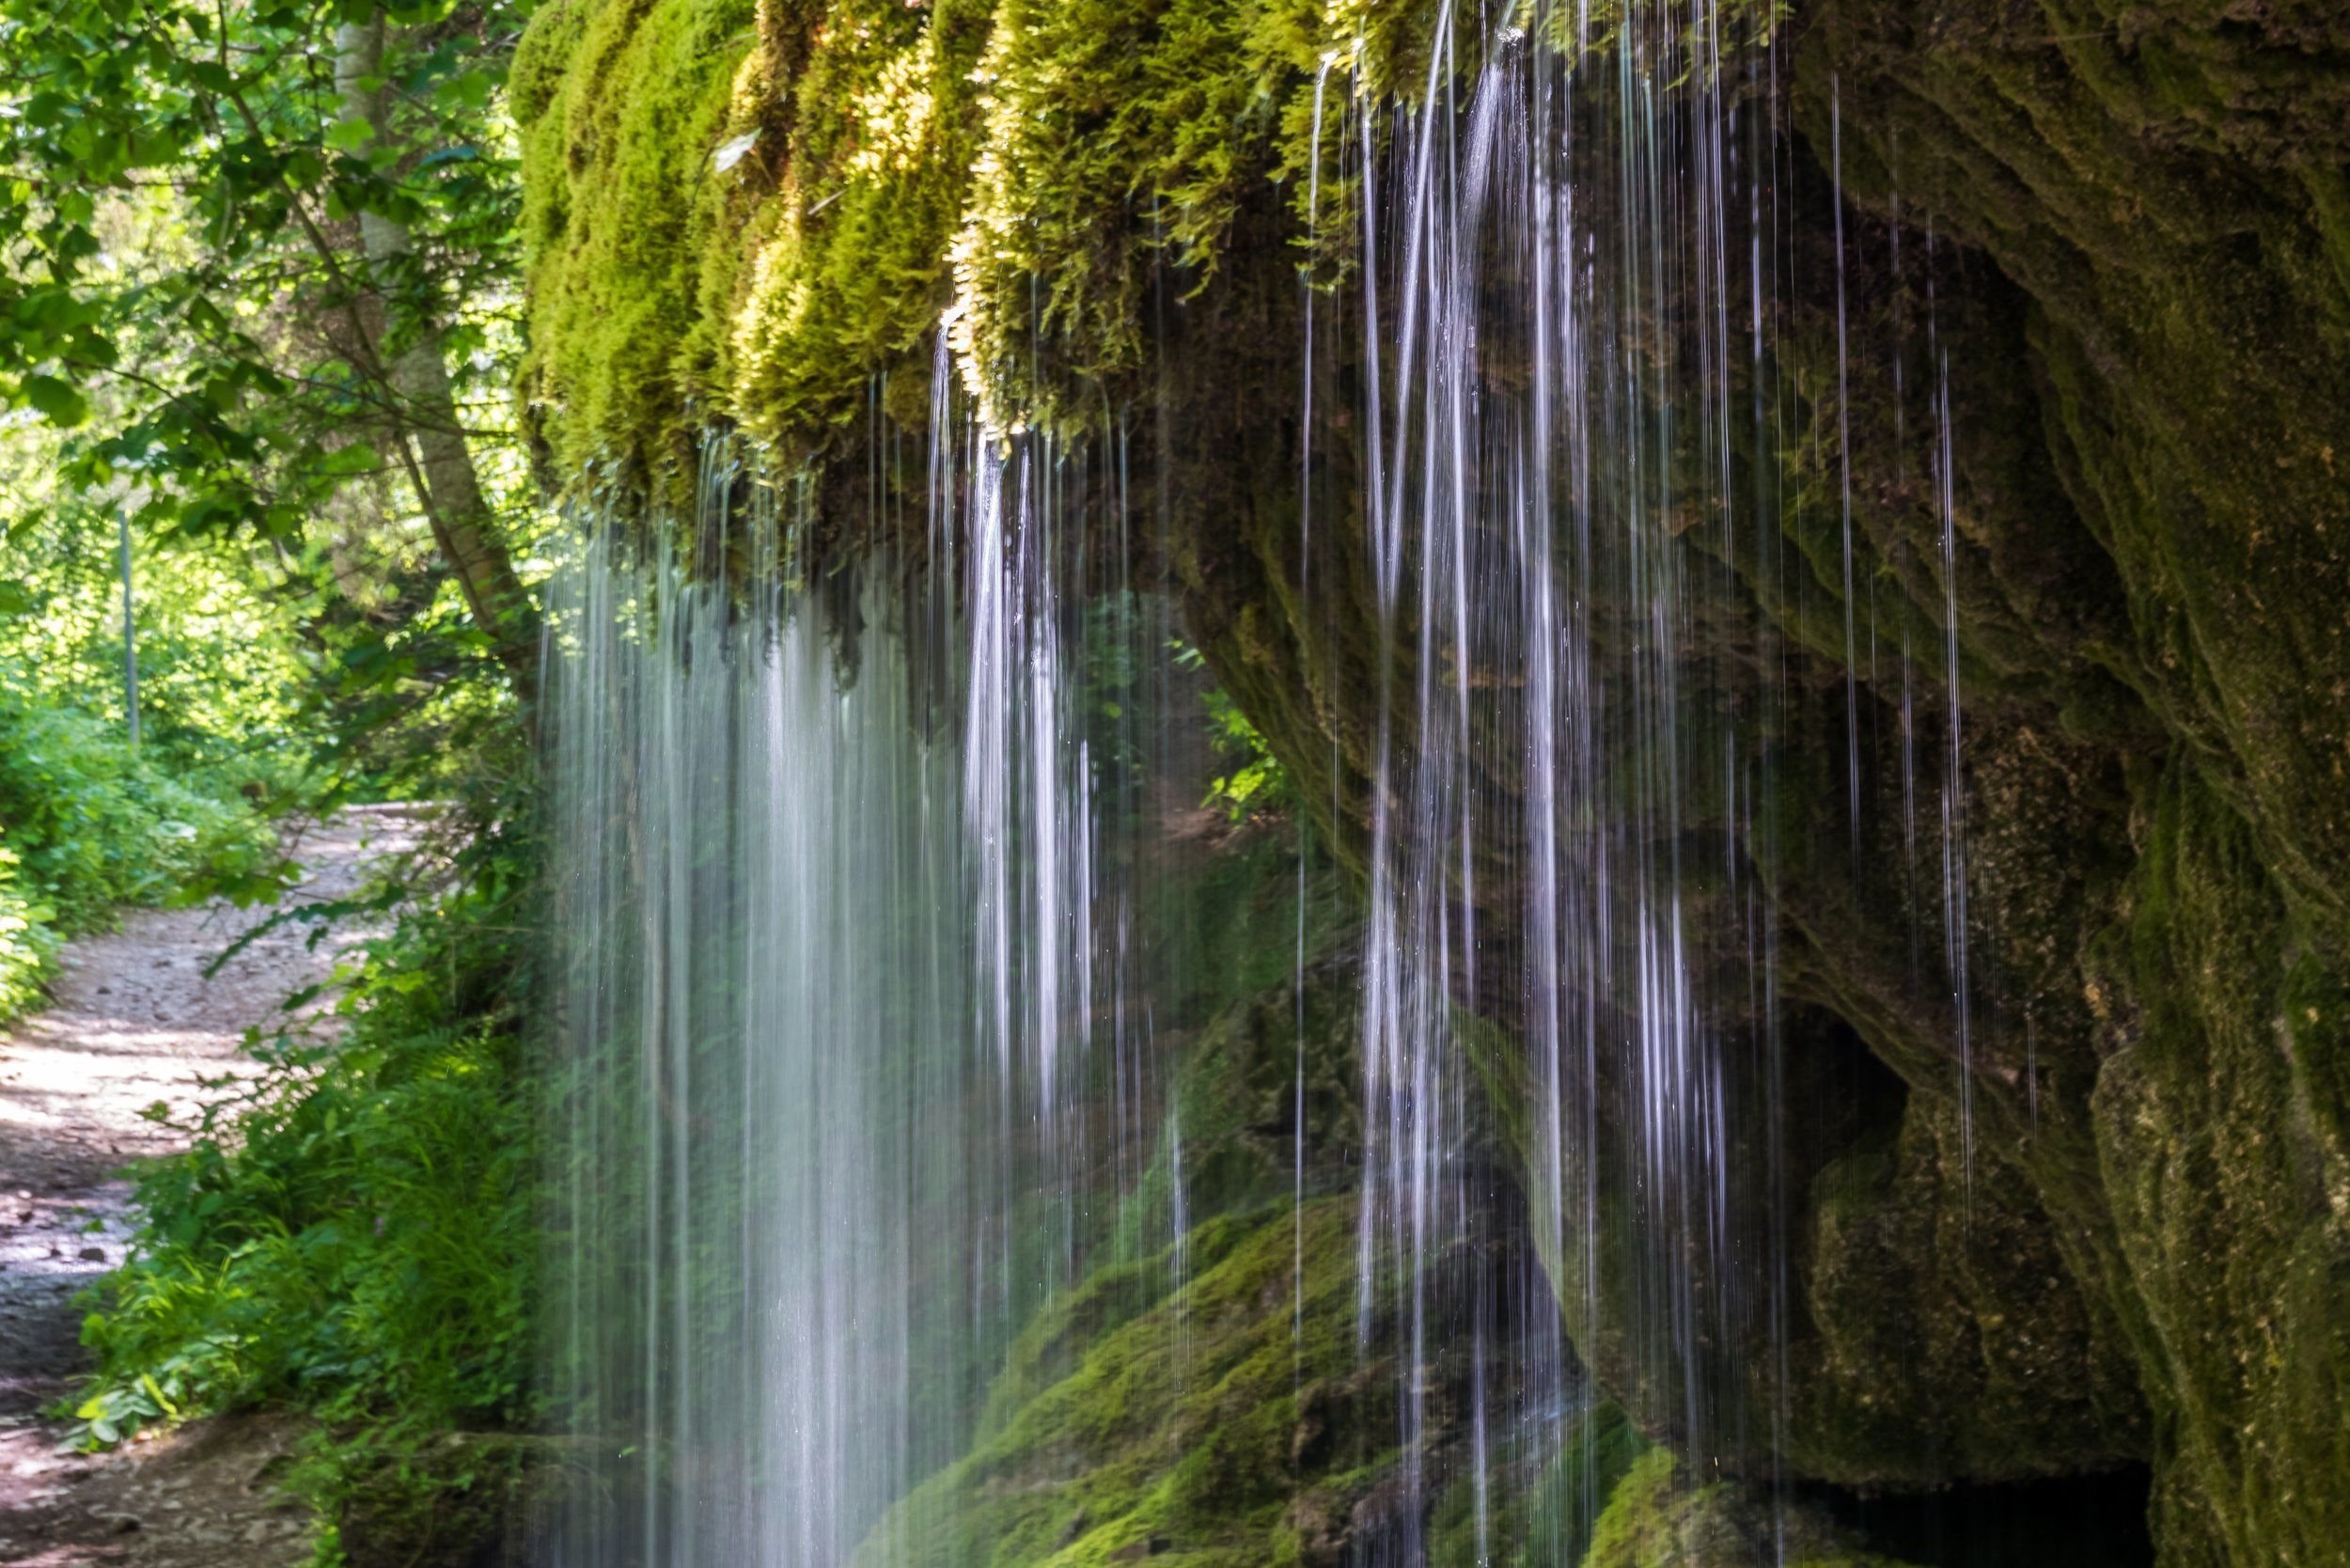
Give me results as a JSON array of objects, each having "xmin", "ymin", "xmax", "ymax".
[{"xmin": 540, "ymin": 6, "xmax": 1993, "ymax": 1564}]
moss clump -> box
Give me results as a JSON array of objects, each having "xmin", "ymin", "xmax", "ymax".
[
  {"xmin": 1583, "ymin": 1448, "xmax": 1920, "ymax": 1568},
  {"xmin": 514, "ymin": 0, "xmax": 761, "ymax": 492},
  {"xmin": 849, "ymin": 1200, "xmax": 1398, "ymax": 1568},
  {"xmin": 1425, "ymin": 1402, "xmax": 1661, "ymax": 1568},
  {"xmin": 513, "ymin": 0, "xmax": 1463, "ymax": 499},
  {"xmin": 945, "ymin": 0, "xmax": 1458, "ymax": 428}
]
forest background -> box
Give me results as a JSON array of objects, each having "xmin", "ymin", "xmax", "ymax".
[{"xmin": 0, "ymin": 0, "xmax": 551, "ymax": 1551}]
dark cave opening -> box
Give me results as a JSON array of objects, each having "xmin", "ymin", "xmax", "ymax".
[{"xmin": 1811, "ymin": 1466, "xmax": 2156, "ymax": 1567}]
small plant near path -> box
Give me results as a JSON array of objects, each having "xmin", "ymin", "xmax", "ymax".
[{"xmin": 0, "ymin": 810, "xmax": 415, "ymax": 1568}]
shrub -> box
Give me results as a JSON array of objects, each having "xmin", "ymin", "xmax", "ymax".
[
  {"xmin": 0, "ymin": 833, "xmax": 57, "ymax": 1021},
  {"xmin": 74, "ymin": 856, "xmax": 534, "ymax": 1444}
]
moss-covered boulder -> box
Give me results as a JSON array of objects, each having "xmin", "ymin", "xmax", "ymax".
[
  {"xmin": 1583, "ymin": 1450, "xmax": 1906, "ymax": 1568},
  {"xmin": 850, "ymin": 1201, "xmax": 1395, "ymax": 1568}
]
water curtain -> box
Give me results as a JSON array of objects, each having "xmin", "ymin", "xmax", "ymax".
[{"xmin": 540, "ymin": 8, "xmax": 1982, "ymax": 1562}]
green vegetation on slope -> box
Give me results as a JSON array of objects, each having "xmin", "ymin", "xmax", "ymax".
[
  {"xmin": 856, "ymin": 1202, "xmax": 1381, "ymax": 1568},
  {"xmin": 0, "ymin": 0, "xmax": 552, "ymax": 1560},
  {"xmin": 74, "ymin": 802, "xmax": 538, "ymax": 1558}
]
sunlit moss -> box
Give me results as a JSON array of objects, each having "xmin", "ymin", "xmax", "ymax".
[
  {"xmin": 851, "ymin": 1200, "xmax": 1394, "ymax": 1568},
  {"xmin": 513, "ymin": 0, "xmax": 760, "ymax": 494},
  {"xmin": 512, "ymin": 0, "xmax": 1481, "ymax": 494},
  {"xmin": 1583, "ymin": 1448, "xmax": 1919, "ymax": 1568}
]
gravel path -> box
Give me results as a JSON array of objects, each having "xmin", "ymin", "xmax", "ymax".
[{"xmin": 0, "ymin": 808, "xmax": 422, "ymax": 1567}]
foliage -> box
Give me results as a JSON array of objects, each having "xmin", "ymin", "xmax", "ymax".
[
  {"xmin": 1172, "ymin": 640, "xmax": 1291, "ymax": 820},
  {"xmin": 1200, "ymin": 682, "xmax": 1290, "ymax": 820},
  {"xmin": 0, "ymin": 834, "xmax": 58, "ymax": 1023},
  {"xmin": 0, "ymin": 682, "xmax": 280, "ymax": 928},
  {"xmin": 0, "ymin": 418, "xmax": 303, "ymax": 1027},
  {"xmin": 0, "ymin": 0, "xmax": 548, "ymax": 789},
  {"xmin": 2, "ymin": 16, "xmax": 553, "ymax": 1556},
  {"xmin": 0, "ymin": 0, "xmax": 528, "ymax": 538},
  {"xmin": 0, "ymin": 414, "xmax": 310, "ymax": 755},
  {"xmin": 70, "ymin": 801, "xmax": 538, "ymax": 1478},
  {"xmin": 0, "ymin": 646, "xmax": 283, "ymax": 1025}
]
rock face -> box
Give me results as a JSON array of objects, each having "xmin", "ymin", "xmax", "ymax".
[
  {"xmin": 513, "ymin": 1, "xmax": 2350, "ymax": 1563},
  {"xmin": 1784, "ymin": 4, "xmax": 2350, "ymax": 1559}
]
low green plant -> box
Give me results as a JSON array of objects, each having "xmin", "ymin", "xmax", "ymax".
[
  {"xmin": 1170, "ymin": 639, "xmax": 1292, "ymax": 821},
  {"xmin": 0, "ymin": 685, "xmax": 283, "ymax": 930},
  {"xmin": 71, "ymin": 815, "xmax": 538, "ymax": 1511},
  {"xmin": 1200, "ymin": 682, "xmax": 1290, "ymax": 821},
  {"xmin": 0, "ymin": 833, "xmax": 58, "ymax": 1021},
  {"xmin": 0, "ymin": 659, "xmax": 286, "ymax": 1025}
]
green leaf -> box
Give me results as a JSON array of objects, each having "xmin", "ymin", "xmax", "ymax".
[
  {"xmin": 442, "ymin": 70, "xmax": 494, "ymax": 112},
  {"xmin": 21, "ymin": 374, "xmax": 89, "ymax": 428},
  {"xmin": 138, "ymin": 1373, "xmax": 179, "ymax": 1419},
  {"xmin": 316, "ymin": 441, "xmax": 380, "ymax": 477},
  {"xmin": 282, "ymin": 149, "xmax": 326, "ymax": 191}
]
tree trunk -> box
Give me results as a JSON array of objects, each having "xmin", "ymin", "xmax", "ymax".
[{"xmin": 336, "ymin": 12, "xmax": 537, "ymax": 696}]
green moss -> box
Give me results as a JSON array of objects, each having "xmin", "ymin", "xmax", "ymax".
[
  {"xmin": 1582, "ymin": 1450, "xmax": 1699, "ymax": 1568},
  {"xmin": 2082, "ymin": 756, "xmax": 2350, "ymax": 1566},
  {"xmin": 726, "ymin": 1, "xmax": 991, "ymax": 451},
  {"xmin": 946, "ymin": 0, "xmax": 1449, "ymax": 428},
  {"xmin": 1519, "ymin": 1402, "xmax": 1649, "ymax": 1567},
  {"xmin": 515, "ymin": 0, "xmax": 761, "ymax": 493},
  {"xmin": 1582, "ymin": 1448, "xmax": 1919, "ymax": 1568},
  {"xmin": 972, "ymin": 1212, "xmax": 1260, "ymax": 1444},
  {"xmin": 513, "ymin": 0, "xmax": 1452, "ymax": 494},
  {"xmin": 1801, "ymin": 0, "xmax": 2350, "ymax": 946},
  {"xmin": 850, "ymin": 1200, "xmax": 1395, "ymax": 1568}
]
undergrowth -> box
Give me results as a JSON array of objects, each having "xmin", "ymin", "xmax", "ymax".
[
  {"xmin": 0, "ymin": 659, "xmax": 286, "ymax": 1024},
  {"xmin": 68, "ymin": 796, "xmax": 540, "ymax": 1562}
]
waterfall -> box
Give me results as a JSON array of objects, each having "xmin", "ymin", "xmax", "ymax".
[
  {"xmin": 542, "ymin": 501, "xmax": 981, "ymax": 1565},
  {"xmin": 1347, "ymin": 14, "xmax": 1773, "ymax": 1524},
  {"xmin": 537, "ymin": 7, "xmax": 1989, "ymax": 1563},
  {"xmin": 540, "ymin": 417, "xmax": 1261, "ymax": 1564}
]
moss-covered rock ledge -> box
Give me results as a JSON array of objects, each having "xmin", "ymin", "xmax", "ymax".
[
  {"xmin": 511, "ymin": 0, "xmax": 1461, "ymax": 503},
  {"xmin": 515, "ymin": 1, "xmax": 2350, "ymax": 1564}
]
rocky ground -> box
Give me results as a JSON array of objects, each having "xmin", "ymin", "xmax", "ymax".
[{"xmin": 0, "ymin": 808, "xmax": 419, "ymax": 1568}]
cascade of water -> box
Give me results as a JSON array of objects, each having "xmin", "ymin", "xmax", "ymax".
[
  {"xmin": 538, "ymin": 5, "xmax": 1991, "ymax": 1561},
  {"xmin": 543, "ymin": 397, "xmax": 1251, "ymax": 1564},
  {"xmin": 542, "ymin": 493, "xmax": 977, "ymax": 1566},
  {"xmin": 1342, "ymin": 0, "xmax": 1842, "ymax": 1544},
  {"xmin": 1333, "ymin": 8, "xmax": 1999, "ymax": 1549}
]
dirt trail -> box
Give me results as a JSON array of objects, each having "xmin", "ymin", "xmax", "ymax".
[{"xmin": 0, "ymin": 808, "xmax": 422, "ymax": 1567}]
